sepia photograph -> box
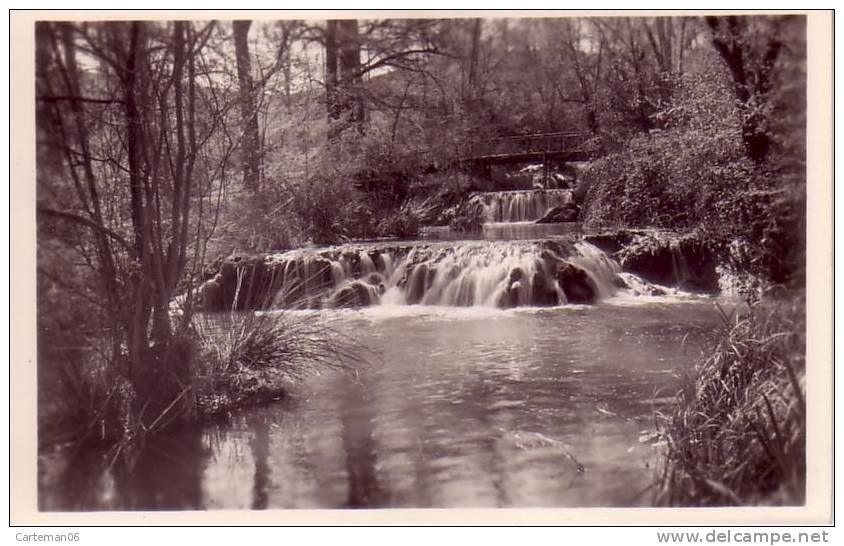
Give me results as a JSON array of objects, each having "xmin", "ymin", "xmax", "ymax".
[{"xmin": 9, "ymin": 9, "xmax": 833, "ymax": 524}]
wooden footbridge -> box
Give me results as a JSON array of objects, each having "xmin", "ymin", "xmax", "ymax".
[
  {"xmin": 461, "ymin": 132, "xmax": 589, "ymax": 181},
  {"xmin": 413, "ymin": 132, "xmax": 590, "ymax": 179},
  {"xmin": 462, "ymin": 132, "xmax": 589, "ymax": 165}
]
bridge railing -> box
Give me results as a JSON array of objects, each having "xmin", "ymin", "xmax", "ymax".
[
  {"xmin": 404, "ymin": 132, "xmax": 588, "ymax": 168},
  {"xmin": 465, "ymin": 132, "xmax": 585, "ymax": 159}
]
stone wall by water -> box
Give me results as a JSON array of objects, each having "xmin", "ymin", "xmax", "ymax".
[{"xmin": 585, "ymin": 230, "xmax": 721, "ymax": 293}]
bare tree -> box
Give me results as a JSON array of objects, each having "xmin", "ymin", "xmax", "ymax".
[
  {"xmin": 320, "ymin": 18, "xmax": 440, "ymax": 140},
  {"xmin": 36, "ymin": 20, "xmax": 225, "ymax": 431},
  {"xmin": 233, "ymin": 20, "xmax": 262, "ymax": 190}
]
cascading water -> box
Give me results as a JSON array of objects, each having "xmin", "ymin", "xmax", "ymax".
[
  {"xmin": 201, "ymin": 239, "xmax": 626, "ymax": 311},
  {"xmin": 669, "ymin": 239, "xmax": 690, "ymax": 286},
  {"xmin": 469, "ymin": 189, "xmax": 574, "ymax": 223}
]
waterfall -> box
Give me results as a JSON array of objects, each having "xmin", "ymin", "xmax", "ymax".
[
  {"xmin": 469, "ymin": 189, "xmax": 574, "ymax": 223},
  {"xmin": 204, "ymin": 240, "xmax": 624, "ymax": 311},
  {"xmin": 669, "ymin": 239, "xmax": 690, "ymax": 286}
]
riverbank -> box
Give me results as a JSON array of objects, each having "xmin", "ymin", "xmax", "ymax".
[{"xmin": 36, "ymin": 308, "xmax": 364, "ymax": 455}]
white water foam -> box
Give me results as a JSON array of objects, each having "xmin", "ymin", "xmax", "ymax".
[{"xmin": 259, "ymin": 239, "xmax": 624, "ymax": 309}]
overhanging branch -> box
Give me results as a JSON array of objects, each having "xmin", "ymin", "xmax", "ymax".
[
  {"xmin": 37, "ymin": 94, "xmax": 124, "ymax": 105},
  {"xmin": 38, "ymin": 205, "xmax": 133, "ymax": 255}
]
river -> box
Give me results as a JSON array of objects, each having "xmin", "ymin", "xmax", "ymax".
[
  {"xmin": 39, "ymin": 297, "xmax": 723, "ymax": 510},
  {"xmin": 38, "ymin": 190, "xmax": 727, "ymax": 510}
]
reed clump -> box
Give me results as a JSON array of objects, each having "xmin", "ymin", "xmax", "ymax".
[
  {"xmin": 655, "ymin": 297, "xmax": 805, "ymax": 506},
  {"xmin": 191, "ymin": 309, "xmax": 365, "ymax": 416}
]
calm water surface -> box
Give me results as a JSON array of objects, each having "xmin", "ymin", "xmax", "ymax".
[
  {"xmin": 421, "ymin": 221, "xmax": 580, "ymax": 241},
  {"xmin": 39, "ymin": 297, "xmax": 724, "ymax": 510}
]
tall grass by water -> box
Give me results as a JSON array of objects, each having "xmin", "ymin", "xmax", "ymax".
[
  {"xmin": 38, "ymin": 273, "xmax": 368, "ymax": 451},
  {"xmin": 191, "ymin": 277, "xmax": 368, "ymax": 416},
  {"xmin": 655, "ymin": 297, "xmax": 806, "ymax": 506}
]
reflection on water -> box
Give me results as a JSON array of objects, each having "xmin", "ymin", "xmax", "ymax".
[
  {"xmin": 39, "ymin": 300, "xmax": 723, "ymax": 510},
  {"xmin": 112, "ymin": 430, "xmax": 208, "ymax": 510},
  {"xmin": 39, "ymin": 428, "xmax": 209, "ymax": 511},
  {"xmin": 340, "ymin": 379, "xmax": 382, "ymax": 508},
  {"xmin": 249, "ymin": 415, "xmax": 270, "ymax": 510}
]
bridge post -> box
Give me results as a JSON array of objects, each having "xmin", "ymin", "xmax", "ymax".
[
  {"xmin": 470, "ymin": 159, "xmax": 492, "ymax": 182},
  {"xmin": 542, "ymin": 152, "xmax": 549, "ymax": 188}
]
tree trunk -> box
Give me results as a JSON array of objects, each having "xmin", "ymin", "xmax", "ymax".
[
  {"xmin": 338, "ymin": 19, "xmax": 364, "ymax": 131},
  {"xmin": 325, "ymin": 19, "xmax": 364, "ymax": 139},
  {"xmin": 325, "ymin": 20, "xmax": 340, "ymax": 139},
  {"xmin": 463, "ymin": 18, "xmax": 483, "ymax": 126},
  {"xmin": 233, "ymin": 20, "xmax": 261, "ymax": 190},
  {"xmin": 121, "ymin": 22, "xmax": 157, "ymax": 383},
  {"xmin": 467, "ymin": 19, "xmax": 482, "ymax": 95}
]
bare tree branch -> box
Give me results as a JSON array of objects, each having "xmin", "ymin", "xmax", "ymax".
[
  {"xmin": 37, "ymin": 95, "xmax": 124, "ymax": 105},
  {"xmin": 38, "ymin": 205, "xmax": 133, "ymax": 254}
]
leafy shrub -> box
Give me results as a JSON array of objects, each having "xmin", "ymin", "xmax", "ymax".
[
  {"xmin": 207, "ymin": 183, "xmax": 300, "ymax": 257},
  {"xmin": 579, "ymin": 125, "xmax": 747, "ymax": 230},
  {"xmin": 376, "ymin": 203, "xmax": 420, "ymax": 238},
  {"xmin": 289, "ymin": 173, "xmax": 374, "ymax": 245},
  {"xmin": 578, "ymin": 57, "xmax": 805, "ymax": 287},
  {"xmin": 448, "ymin": 199, "xmax": 486, "ymax": 232},
  {"xmin": 579, "ymin": 126, "xmax": 804, "ymax": 287}
]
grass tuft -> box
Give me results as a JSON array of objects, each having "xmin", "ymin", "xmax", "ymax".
[
  {"xmin": 655, "ymin": 296, "xmax": 805, "ymax": 506},
  {"xmin": 191, "ymin": 309, "xmax": 368, "ymax": 416}
]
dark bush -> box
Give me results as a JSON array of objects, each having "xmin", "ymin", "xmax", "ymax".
[
  {"xmin": 289, "ymin": 173, "xmax": 375, "ymax": 244},
  {"xmin": 206, "ymin": 183, "xmax": 299, "ymax": 257},
  {"xmin": 448, "ymin": 199, "xmax": 486, "ymax": 233},
  {"xmin": 579, "ymin": 127, "xmax": 804, "ymax": 287},
  {"xmin": 376, "ymin": 204, "xmax": 420, "ymax": 239}
]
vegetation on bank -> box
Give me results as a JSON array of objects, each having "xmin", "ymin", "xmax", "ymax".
[
  {"xmin": 655, "ymin": 298, "xmax": 805, "ymax": 506},
  {"xmin": 574, "ymin": 20, "xmax": 807, "ymax": 505},
  {"xmin": 38, "ymin": 305, "xmax": 364, "ymax": 450}
]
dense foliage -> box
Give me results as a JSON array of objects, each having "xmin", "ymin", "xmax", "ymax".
[{"xmin": 579, "ymin": 16, "xmax": 805, "ymax": 288}]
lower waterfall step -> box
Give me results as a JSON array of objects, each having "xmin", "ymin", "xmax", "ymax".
[{"xmin": 197, "ymin": 239, "xmax": 621, "ymax": 311}]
